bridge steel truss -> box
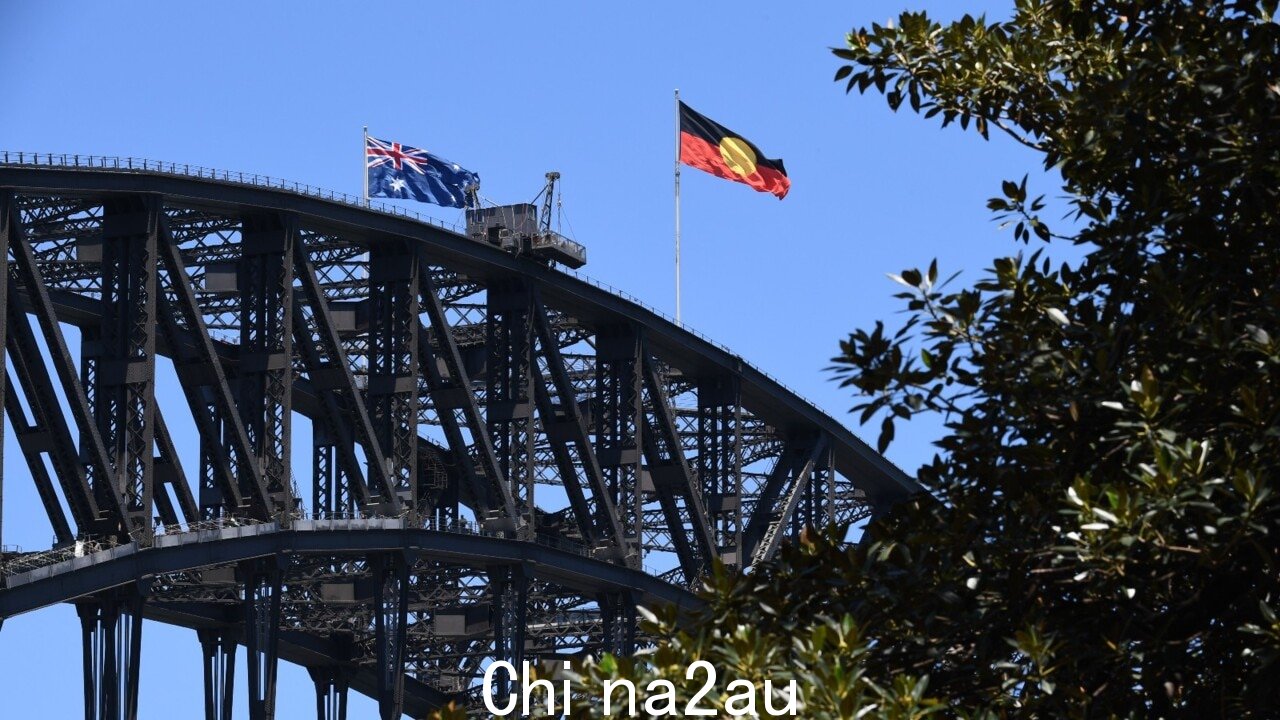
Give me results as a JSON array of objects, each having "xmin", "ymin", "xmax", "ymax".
[{"xmin": 0, "ymin": 161, "xmax": 916, "ymax": 719}]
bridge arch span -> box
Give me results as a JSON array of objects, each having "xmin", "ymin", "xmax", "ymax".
[{"xmin": 0, "ymin": 154, "xmax": 914, "ymax": 718}]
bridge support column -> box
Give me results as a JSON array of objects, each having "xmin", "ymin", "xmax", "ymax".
[
  {"xmin": 595, "ymin": 325, "xmax": 645, "ymax": 567},
  {"xmin": 600, "ymin": 590, "xmax": 637, "ymax": 657},
  {"xmin": 87, "ymin": 196, "xmax": 161, "ymax": 541},
  {"xmin": 308, "ymin": 666, "xmax": 349, "ymax": 720},
  {"xmin": 77, "ymin": 588, "xmax": 146, "ymax": 720},
  {"xmin": 486, "ymin": 279, "xmax": 536, "ymax": 531},
  {"xmin": 242, "ymin": 560, "xmax": 283, "ymax": 720},
  {"xmin": 0, "ymin": 191, "xmax": 10, "ymax": 550},
  {"xmin": 198, "ymin": 628, "xmax": 237, "ymax": 720},
  {"xmin": 373, "ymin": 553, "xmax": 411, "ymax": 720},
  {"xmin": 312, "ymin": 428, "xmax": 355, "ymax": 519},
  {"xmin": 368, "ymin": 243, "xmax": 419, "ymax": 515},
  {"xmin": 237, "ymin": 215, "xmax": 294, "ymax": 516},
  {"xmin": 490, "ymin": 563, "xmax": 529, "ymax": 702},
  {"xmin": 742, "ymin": 433, "xmax": 831, "ymax": 564},
  {"xmin": 793, "ymin": 439, "xmax": 835, "ymax": 536},
  {"xmin": 697, "ymin": 376, "xmax": 743, "ymax": 568}
]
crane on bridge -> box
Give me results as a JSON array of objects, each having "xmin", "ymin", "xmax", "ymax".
[{"xmin": 464, "ymin": 170, "xmax": 587, "ymax": 269}]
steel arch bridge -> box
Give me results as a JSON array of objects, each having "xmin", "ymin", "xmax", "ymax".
[{"xmin": 0, "ymin": 153, "xmax": 915, "ymax": 719}]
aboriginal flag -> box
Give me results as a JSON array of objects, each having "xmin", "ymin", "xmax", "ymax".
[{"xmin": 678, "ymin": 101, "xmax": 790, "ymax": 199}]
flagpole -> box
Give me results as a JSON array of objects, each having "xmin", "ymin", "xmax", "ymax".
[
  {"xmin": 362, "ymin": 125, "xmax": 370, "ymax": 207},
  {"xmin": 674, "ymin": 89, "xmax": 682, "ymax": 326}
]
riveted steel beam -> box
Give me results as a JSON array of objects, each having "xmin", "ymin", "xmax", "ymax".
[
  {"xmin": 367, "ymin": 242, "xmax": 419, "ymax": 513},
  {"xmin": 696, "ymin": 375, "xmax": 743, "ymax": 567},
  {"xmin": 308, "ymin": 666, "xmax": 349, "ymax": 720},
  {"xmin": 78, "ymin": 584, "xmax": 148, "ymax": 720},
  {"xmin": 372, "ymin": 552, "xmax": 411, "ymax": 720},
  {"xmin": 416, "ymin": 256, "xmax": 517, "ymax": 528},
  {"xmin": 490, "ymin": 562, "xmax": 529, "ymax": 700},
  {"xmin": 243, "ymin": 559, "xmax": 283, "ymax": 720},
  {"xmin": 640, "ymin": 352, "xmax": 715, "ymax": 579},
  {"xmin": 4, "ymin": 298, "xmax": 98, "ymax": 539},
  {"xmin": 600, "ymin": 590, "xmax": 637, "ymax": 657},
  {"xmin": 530, "ymin": 289, "xmax": 624, "ymax": 553},
  {"xmin": 197, "ymin": 628, "xmax": 237, "ymax": 720},
  {"xmin": 744, "ymin": 434, "xmax": 829, "ymax": 564},
  {"xmin": 155, "ymin": 214, "xmax": 264, "ymax": 518},
  {"xmin": 83, "ymin": 196, "xmax": 162, "ymax": 541},
  {"xmin": 292, "ymin": 237, "xmax": 397, "ymax": 515},
  {"xmin": 236, "ymin": 214, "xmax": 295, "ymax": 518},
  {"xmin": 8, "ymin": 201, "xmax": 130, "ymax": 538},
  {"xmin": 152, "ymin": 408, "xmax": 197, "ymax": 527},
  {"xmin": 594, "ymin": 325, "xmax": 645, "ymax": 566},
  {"xmin": 486, "ymin": 279, "xmax": 536, "ymax": 529},
  {"xmin": 0, "ymin": 191, "xmax": 8, "ymax": 550}
]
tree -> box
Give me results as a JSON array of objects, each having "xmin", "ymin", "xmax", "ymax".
[
  {"xmin": 436, "ymin": 2, "xmax": 1280, "ymax": 717},
  {"xmin": 823, "ymin": 1, "xmax": 1280, "ymax": 714}
]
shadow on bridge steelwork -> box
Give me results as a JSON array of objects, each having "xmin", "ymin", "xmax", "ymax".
[{"xmin": 0, "ymin": 153, "xmax": 917, "ymax": 719}]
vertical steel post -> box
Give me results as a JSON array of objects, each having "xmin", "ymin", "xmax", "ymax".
[
  {"xmin": 237, "ymin": 215, "xmax": 294, "ymax": 518},
  {"xmin": 600, "ymin": 591, "xmax": 637, "ymax": 657},
  {"xmin": 490, "ymin": 563, "xmax": 529, "ymax": 701},
  {"xmin": 88, "ymin": 196, "xmax": 161, "ymax": 540},
  {"xmin": 697, "ymin": 376, "xmax": 743, "ymax": 567},
  {"xmin": 309, "ymin": 666, "xmax": 349, "ymax": 720},
  {"xmin": 486, "ymin": 279, "xmax": 535, "ymax": 532},
  {"xmin": 594, "ymin": 325, "xmax": 645, "ymax": 567},
  {"xmin": 198, "ymin": 628, "xmax": 237, "ymax": 720},
  {"xmin": 78, "ymin": 589, "xmax": 145, "ymax": 720},
  {"xmin": 368, "ymin": 242, "xmax": 419, "ymax": 514},
  {"xmin": 373, "ymin": 553, "xmax": 412, "ymax": 719},
  {"xmin": 0, "ymin": 191, "xmax": 10, "ymax": 548},
  {"xmin": 243, "ymin": 561, "xmax": 283, "ymax": 720}
]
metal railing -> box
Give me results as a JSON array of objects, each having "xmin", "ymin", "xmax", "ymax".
[
  {"xmin": 0, "ymin": 537, "xmax": 124, "ymax": 578},
  {"xmin": 0, "ymin": 151, "xmax": 849, "ymax": 439},
  {"xmin": 0, "ymin": 150, "xmax": 463, "ymax": 233}
]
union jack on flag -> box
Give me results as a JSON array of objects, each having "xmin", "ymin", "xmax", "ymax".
[{"xmin": 365, "ymin": 136, "xmax": 479, "ymax": 208}]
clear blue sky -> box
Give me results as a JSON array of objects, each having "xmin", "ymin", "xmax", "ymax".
[{"xmin": 0, "ymin": 1, "xmax": 1046, "ymax": 716}]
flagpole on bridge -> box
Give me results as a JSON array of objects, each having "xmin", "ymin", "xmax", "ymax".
[
  {"xmin": 362, "ymin": 125, "xmax": 370, "ymax": 207},
  {"xmin": 674, "ymin": 89, "xmax": 682, "ymax": 327}
]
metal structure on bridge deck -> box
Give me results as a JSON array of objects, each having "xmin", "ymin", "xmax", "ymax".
[{"xmin": 0, "ymin": 152, "xmax": 917, "ymax": 719}]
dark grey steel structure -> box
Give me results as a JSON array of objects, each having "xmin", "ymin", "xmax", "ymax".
[{"xmin": 0, "ymin": 153, "xmax": 916, "ymax": 719}]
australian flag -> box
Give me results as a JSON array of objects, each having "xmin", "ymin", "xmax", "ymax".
[{"xmin": 366, "ymin": 136, "xmax": 479, "ymax": 208}]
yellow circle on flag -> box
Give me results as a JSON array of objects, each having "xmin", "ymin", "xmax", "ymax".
[{"xmin": 718, "ymin": 137, "xmax": 757, "ymax": 176}]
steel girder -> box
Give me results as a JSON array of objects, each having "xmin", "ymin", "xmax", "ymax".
[
  {"xmin": 485, "ymin": 279, "xmax": 537, "ymax": 532},
  {"xmin": 156, "ymin": 214, "xmax": 265, "ymax": 519},
  {"xmin": 415, "ymin": 254, "xmax": 518, "ymax": 527},
  {"xmin": 236, "ymin": 215, "xmax": 296, "ymax": 520},
  {"xmin": 0, "ymin": 526, "xmax": 694, "ymax": 716},
  {"xmin": 198, "ymin": 627, "xmax": 237, "ymax": 720},
  {"xmin": 293, "ymin": 233, "xmax": 400, "ymax": 515},
  {"xmin": 697, "ymin": 375, "xmax": 743, "ymax": 566},
  {"xmin": 0, "ymin": 192, "xmax": 8, "ymax": 551},
  {"xmin": 367, "ymin": 244, "xmax": 419, "ymax": 514},
  {"xmin": 77, "ymin": 584, "xmax": 147, "ymax": 720},
  {"xmin": 0, "ymin": 164, "xmax": 916, "ymax": 716},
  {"xmin": 530, "ymin": 288, "xmax": 625, "ymax": 555},
  {"xmin": 9, "ymin": 199, "xmax": 132, "ymax": 538},
  {"xmin": 594, "ymin": 325, "xmax": 645, "ymax": 565}
]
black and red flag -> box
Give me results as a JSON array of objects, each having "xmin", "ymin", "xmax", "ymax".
[{"xmin": 678, "ymin": 101, "xmax": 790, "ymax": 199}]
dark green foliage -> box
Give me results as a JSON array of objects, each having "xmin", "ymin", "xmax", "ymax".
[{"xmin": 825, "ymin": 0, "xmax": 1280, "ymax": 715}]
